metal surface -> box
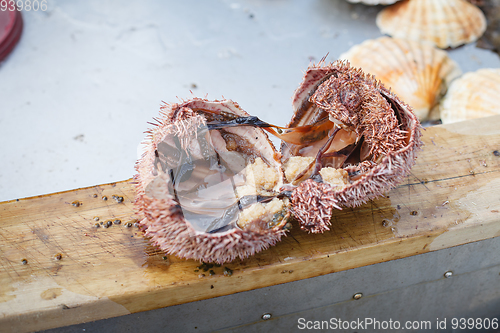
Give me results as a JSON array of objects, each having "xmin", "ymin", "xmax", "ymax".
[
  {"xmin": 1, "ymin": 0, "xmax": 500, "ymax": 202},
  {"xmin": 43, "ymin": 236, "xmax": 500, "ymax": 333}
]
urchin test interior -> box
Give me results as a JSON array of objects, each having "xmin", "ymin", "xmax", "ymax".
[{"xmin": 148, "ymin": 121, "xmax": 286, "ymax": 234}]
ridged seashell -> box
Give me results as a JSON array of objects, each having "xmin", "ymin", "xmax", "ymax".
[
  {"xmin": 283, "ymin": 60, "xmax": 422, "ymax": 233},
  {"xmin": 135, "ymin": 98, "xmax": 290, "ymax": 264},
  {"xmin": 440, "ymin": 68, "xmax": 500, "ymax": 124},
  {"xmin": 339, "ymin": 37, "xmax": 462, "ymax": 121},
  {"xmin": 376, "ymin": 0, "xmax": 487, "ymax": 49},
  {"xmin": 346, "ymin": 0, "xmax": 400, "ymax": 5}
]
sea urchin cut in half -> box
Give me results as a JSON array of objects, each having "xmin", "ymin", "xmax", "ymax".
[
  {"xmin": 135, "ymin": 61, "xmax": 422, "ymax": 262},
  {"xmin": 281, "ymin": 60, "xmax": 423, "ymax": 233},
  {"xmin": 134, "ymin": 98, "xmax": 291, "ymax": 264}
]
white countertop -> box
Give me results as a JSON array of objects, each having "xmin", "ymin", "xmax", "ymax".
[{"xmin": 1, "ymin": 0, "xmax": 499, "ymax": 202}]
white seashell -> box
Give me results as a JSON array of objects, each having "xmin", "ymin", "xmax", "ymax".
[
  {"xmin": 376, "ymin": 0, "xmax": 487, "ymax": 49},
  {"xmin": 346, "ymin": 0, "xmax": 401, "ymax": 5},
  {"xmin": 440, "ymin": 68, "xmax": 500, "ymax": 124},
  {"xmin": 339, "ymin": 37, "xmax": 461, "ymax": 121}
]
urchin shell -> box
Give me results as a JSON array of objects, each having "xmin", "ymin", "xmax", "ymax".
[
  {"xmin": 286, "ymin": 60, "xmax": 422, "ymax": 232},
  {"xmin": 134, "ymin": 98, "xmax": 287, "ymax": 264},
  {"xmin": 376, "ymin": 0, "xmax": 486, "ymax": 49},
  {"xmin": 440, "ymin": 68, "xmax": 500, "ymax": 124},
  {"xmin": 339, "ymin": 36, "xmax": 461, "ymax": 121},
  {"xmin": 291, "ymin": 179, "xmax": 341, "ymax": 233}
]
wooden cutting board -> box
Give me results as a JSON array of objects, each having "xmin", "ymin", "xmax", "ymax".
[{"xmin": 1, "ymin": 115, "xmax": 500, "ymax": 333}]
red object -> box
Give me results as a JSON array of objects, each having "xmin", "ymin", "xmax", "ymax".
[{"xmin": 0, "ymin": 9, "xmax": 23, "ymax": 62}]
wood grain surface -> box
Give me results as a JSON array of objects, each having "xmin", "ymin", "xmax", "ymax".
[{"xmin": 1, "ymin": 115, "xmax": 500, "ymax": 333}]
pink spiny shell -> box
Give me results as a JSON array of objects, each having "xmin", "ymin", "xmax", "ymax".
[
  {"xmin": 134, "ymin": 98, "xmax": 287, "ymax": 264},
  {"xmin": 286, "ymin": 60, "xmax": 423, "ymax": 233},
  {"xmin": 339, "ymin": 36, "xmax": 462, "ymax": 122}
]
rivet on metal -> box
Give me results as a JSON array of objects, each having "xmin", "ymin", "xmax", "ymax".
[
  {"xmin": 353, "ymin": 293, "xmax": 363, "ymax": 300},
  {"xmin": 444, "ymin": 271, "xmax": 453, "ymax": 278},
  {"xmin": 261, "ymin": 313, "xmax": 272, "ymax": 320}
]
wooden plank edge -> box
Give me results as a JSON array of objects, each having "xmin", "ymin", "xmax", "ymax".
[
  {"xmin": 7, "ymin": 222, "xmax": 499, "ymax": 333},
  {"xmin": 0, "ymin": 179, "xmax": 134, "ymax": 205}
]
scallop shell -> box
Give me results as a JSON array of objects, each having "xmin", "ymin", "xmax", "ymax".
[
  {"xmin": 376, "ymin": 0, "xmax": 487, "ymax": 49},
  {"xmin": 440, "ymin": 68, "xmax": 500, "ymax": 124},
  {"xmin": 346, "ymin": 0, "xmax": 400, "ymax": 5},
  {"xmin": 284, "ymin": 60, "xmax": 422, "ymax": 233},
  {"xmin": 135, "ymin": 98, "xmax": 290, "ymax": 264},
  {"xmin": 339, "ymin": 37, "xmax": 462, "ymax": 121}
]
